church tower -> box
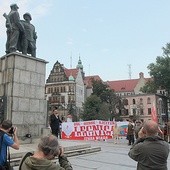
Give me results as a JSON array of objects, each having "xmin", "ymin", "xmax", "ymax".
[{"xmin": 76, "ymin": 56, "xmax": 85, "ymax": 79}]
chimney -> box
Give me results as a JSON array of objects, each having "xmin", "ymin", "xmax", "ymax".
[{"xmin": 139, "ymin": 72, "xmax": 144, "ymax": 78}]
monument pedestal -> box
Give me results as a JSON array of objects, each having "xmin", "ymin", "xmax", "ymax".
[{"xmin": 0, "ymin": 52, "xmax": 48, "ymax": 139}]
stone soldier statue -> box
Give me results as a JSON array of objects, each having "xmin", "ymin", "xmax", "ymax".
[
  {"xmin": 3, "ymin": 4, "xmax": 25, "ymax": 53},
  {"xmin": 21, "ymin": 13, "xmax": 37, "ymax": 57}
]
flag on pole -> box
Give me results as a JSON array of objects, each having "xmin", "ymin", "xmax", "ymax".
[{"xmin": 151, "ymin": 101, "xmax": 158, "ymax": 123}]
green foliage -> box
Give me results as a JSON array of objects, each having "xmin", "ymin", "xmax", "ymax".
[
  {"xmin": 141, "ymin": 43, "xmax": 170, "ymax": 94},
  {"xmin": 140, "ymin": 79, "xmax": 157, "ymax": 93},
  {"xmin": 81, "ymin": 95, "xmax": 101, "ymax": 121},
  {"xmin": 98, "ymin": 103, "xmax": 110, "ymax": 120},
  {"xmin": 82, "ymin": 79, "xmax": 122, "ymax": 121},
  {"xmin": 92, "ymin": 79, "xmax": 109, "ymax": 101}
]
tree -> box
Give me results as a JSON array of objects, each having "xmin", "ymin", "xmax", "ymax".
[
  {"xmin": 98, "ymin": 102, "xmax": 110, "ymax": 120},
  {"xmin": 140, "ymin": 79, "xmax": 157, "ymax": 93},
  {"xmin": 141, "ymin": 43, "xmax": 170, "ymax": 95},
  {"xmin": 81, "ymin": 79, "xmax": 122, "ymax": 121},
  {"xmin": 81, "ymin": 95, "xmax": 101, "ymax": 121}
]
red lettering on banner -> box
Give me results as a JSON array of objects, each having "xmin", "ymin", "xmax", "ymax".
[
  {"xmin": 62, "ymin": 120, "xmax": 128, "ymax": 140},
  {"xmin": 84, "ymin": 121, "xmax": 95, "ymax": 125},
  {"xmin": 74, "ymin": 122, "xmax": 80, "ymax": 126}
]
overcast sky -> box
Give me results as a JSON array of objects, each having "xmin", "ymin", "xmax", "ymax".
[{"xmin": 0, "ymin": 0, "xmax": 170, "ymax": 81}]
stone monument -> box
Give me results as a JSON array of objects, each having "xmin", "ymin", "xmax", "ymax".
[
  {"xmin": 0, "ymin": 4, "xmax": 49, "ymax": 142},
  {"xmin": 3, "ymin": 3, "xmax": 37, "ymax": 57}
]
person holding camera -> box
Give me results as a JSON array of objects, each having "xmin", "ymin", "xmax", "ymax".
[
  {"xmin": 0, "ymin": 119, "xmax": 19, "ymax": 167},
  {"xmin": 19, "ymin": 135, "xmax": 73, "ymax": 170},
  {"xmin": 128, "ymin": 120, "xmax": 169, "ymax": 170}
]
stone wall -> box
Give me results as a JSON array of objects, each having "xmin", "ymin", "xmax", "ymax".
[{"xmin": 0, "ymin": 52, "xmax": 48, "ymax": 138}]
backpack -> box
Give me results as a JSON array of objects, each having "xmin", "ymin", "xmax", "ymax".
[{"xmin": 19, "ymin": 152, "xmax": 33, "ymax": 170}]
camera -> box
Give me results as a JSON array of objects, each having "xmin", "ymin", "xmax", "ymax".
[{"xmin": 8, "ymin": 126, "xmax": 15, "ymax": 135}]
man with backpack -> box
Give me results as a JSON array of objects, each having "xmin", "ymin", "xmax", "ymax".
[{"xmin": 0, "ymin": 120, "xmax": 19, "ymax": 168}]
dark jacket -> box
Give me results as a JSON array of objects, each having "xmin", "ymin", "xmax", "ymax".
[
  {"xmin": 128, "ymin": 136, "xmax": 169, "ymax": 170},
  {"xmin": 19, "ymin": 154, "xmax": 73, "ymax": 170},
  {"xmin": 127, "ymin": 123, "xmax": 134, "ymax": 135},
  {"xmin": 50, "ymin": 114, "xmax": 62, "ymax": 130}
]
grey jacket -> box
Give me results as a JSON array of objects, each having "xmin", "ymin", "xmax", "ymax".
[{"xmin": 128, "ymin": 136, "xmax": 169, "ymax": 170}]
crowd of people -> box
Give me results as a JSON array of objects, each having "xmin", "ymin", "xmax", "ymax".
[
  {"xmin": 0, "ymin": 118, "xmax": 170, "ymax": 170},
  {"xmin": 0, "ymin": 109, "xmax": 169, "ymax": 170}
]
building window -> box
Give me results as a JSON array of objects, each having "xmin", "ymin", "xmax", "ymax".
[
  {"xmin": 148, "ymin": 108, "xmax": 151, "ymax": 115},
  {"xmin": 125, "ymin": 109, "xmax": 129, "ymax": 115},
  {"xmin": 57, "ymin": 87, "xmax": 59, "ymax": 93},
  {"xmin": 147, "ymin": 97, "xmax": 151, "ymax": 104},
  {"xmin": 133, "ymin": 99, "xmax": 136, "ymax": 104},
  {"xmin": 48, "ymin": 88, "xmax": 51, "ymax": 93},
  {"xmin": 123, "ymin": 99, "xmax": 128, "ymax": 105},
  {"xmin": 51, "ymin": 88, "xmax": 53, "ymax": 93},
  {"xmin": 54, "ymin": 87, "xmax": 56, "ymax": 92},
  {"xmin": 140, "ymin": 98, "xmax": 143, "ymax": 104},
  {"xmin": 56, "ymin": 96, "xmax": 60, "ymax": 103},
  {"xmin": 68, "ymin": 96, "xmax": 71, "ymax": 103},
  {"xmin": 133, "ymin": 108, "xmax": 136, "ymax": 115},
  {"xmin": 140, "ymin": 108, "xmax": 144, "ymax": 115},
  {"xmin": 61, "ymin": 96, "xmax": 65, "ymax": 103}
]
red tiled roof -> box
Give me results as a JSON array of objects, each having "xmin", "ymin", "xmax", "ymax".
[
  {"xmin": 64, "ymin": 68, "xmax": 79, "ymax": 79},
  {"xmin": 84, "ymin": 75, "xmax": 102, "ymax": 88},
  {"xmin": 107, "ymin": 79, "xmax": 139, "ymax": 92}
]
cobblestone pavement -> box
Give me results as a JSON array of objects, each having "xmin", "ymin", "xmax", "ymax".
[{"xmin": 14, "ymin": 137, "xmax": 170, "ymax": 170}]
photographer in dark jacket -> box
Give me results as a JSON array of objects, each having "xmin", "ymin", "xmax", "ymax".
[
  {"xmin": 49, "ymin": 109, "xmax": 62, "ymax": 138},
  {"xmin": 128, "ymin": 120, "xmax": 169, "ymax": 170}
]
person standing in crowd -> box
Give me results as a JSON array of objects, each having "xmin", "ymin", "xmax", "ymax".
[
  {"xmin": 127, "ymin": 120, "xmax": 135, "ymax": 145},
  {"xmin": 19, "ymin": 135, "xmax": 73, "ymax": 170},
  {"xmin": 134, "ymin": 120, "xmax": 142, "ymax": 139},
  {"xmin": 0, "ymin": 120, "xmax": 20, "ymax": 167},
  {"xmin": 49, "ymin": 109, "xmax": 62, "ymax": 138},
  {"xmin": 113, "ymin": 122, "xmax": 120, "ymax": 144},
  {"xmin": 163, "ymin": 123, "xmax": 168, "ymax": 142},
  {"xmin": 128, "ymin": 120, "xmax": 169, "ymax": 170}
]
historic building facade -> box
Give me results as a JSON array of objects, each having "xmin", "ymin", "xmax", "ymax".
[
  {"xmin": 107, "ymin": 72, "xmax": 168, "ymax": 123},
  {"xmin": 45, "ymin": 59, "xmax": 168, "ymax": 124},
  {"xmin": 45, "ymin": 59, "xmax": 85, "ymax": 121}
]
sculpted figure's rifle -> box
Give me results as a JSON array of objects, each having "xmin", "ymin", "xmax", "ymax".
[{"xmin": 3, "ymin": 13, "xmax": 12, "ymax": 31}]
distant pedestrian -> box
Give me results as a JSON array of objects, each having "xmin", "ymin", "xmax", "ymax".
[
  {"xmin": 49, "ymin": 109, "xmax": 62, "ymax": 138},
  {"xmin": 134, "ymin": 120, "xmax": 142, "ymax": 139},
  {"xmin": 113, "ymin": 122, "xmax": 120, "ymax": 144},
  {"xmin": 164, "ymin": 123, "xmax": 168, "ymax": 142},
  {"xmin": 127, "ymin": 120, "xmax": 134, "ymax": 145},
  {"xmin": 128, "ymin": 120, "xmax": 169, "ymax": 170}
]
